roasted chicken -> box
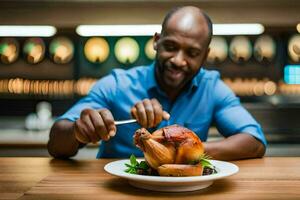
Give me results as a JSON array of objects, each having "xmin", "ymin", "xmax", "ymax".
[{"xmin": 134, "ymin": 124, "xmax": 205, "ymax": 176}]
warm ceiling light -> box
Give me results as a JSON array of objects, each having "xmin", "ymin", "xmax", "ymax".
[
  {"xmin": 207, "ymin": 36, "xmax": 228, "ymax": 64},
  {"xmin": 114, "ymin": 37, "xmax": 139, "ymax": 64},
  {"xmin": 49, "ymin": 37, "xmax": 74, "ymax": 64},
  {"xmin": 288, "ymin": 34, "xmax": 300, "ymax": 63},
  {"xmin": 213, "ymin": 24, "xmax": 264, "ymax": 35},
  {"xmin": 145, "ymin": 38, "xmax": 156, "ymax": 60},
  {"xmin": 254, "ymin": 35, "xmax": 276, "ymax": 62},
  {"xmin": 0, "ymin": 25, "xmax": 56, "ymax": 37},
  {"xmin": 0, "ymin": 38, "xmax": 19, "ymax": 64},
  {"xmin": 23, "ymin": 38, "xmax": 46, "ymax": 64},
  {"xmin": 76, "ymin": 25, "xmax": 161, "ymax": 36},
  {"xmin": 229, "ymin": 36, "xmax": 252, "ymax": 63},
  {"xmin": 84, "ymin": 37, "xmax": 110, "ymax": 63}
]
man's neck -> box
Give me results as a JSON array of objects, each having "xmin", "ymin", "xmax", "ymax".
[{"xmin": 162, "ymin": 86, "xmax": 180, "ymax": 102}]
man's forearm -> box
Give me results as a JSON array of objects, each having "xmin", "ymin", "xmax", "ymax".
[
  {"xmin": 47, "ymin": 120, "xmax": 82, "ymax": 158},
  {"xmin": 204, "ymin": 133, "xmax": 266, "ymax": 161}
]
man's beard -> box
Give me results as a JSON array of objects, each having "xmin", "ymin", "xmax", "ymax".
[{"xmin": 156, "ymin": 62, "xmax": 189, "ymax": 89}]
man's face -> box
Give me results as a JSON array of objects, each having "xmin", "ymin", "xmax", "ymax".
[{"xmin": 154, "ymin": 22, "xmax": 209, "ymax": 90}]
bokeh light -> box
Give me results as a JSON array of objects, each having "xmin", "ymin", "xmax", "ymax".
[
  {"xmin": 229, "ymin": 36, "xmax": 252, "ymax": 63},
  {"xmin": 114, "ymin": 37, "xmax": 139, "ymax": 64},
  {"xmin": 288, "ymin": 34, "xmax": 300, "ymax": 62},
  {"xmin": 49, "ymin": 37, "xmax": 74, "ymax": 64},
  {"xmin": 0, "ymin": 38, "xmax": 19, "ymax": 64},
  {"xmin": 254, "ymin": 35, "xmax": 276, "ymax": 62},
  {"xmin": 84, "ymin": 37, "xmax": 110, "ymax": 63},
  {"xmin": 145, "ymin": 37, "xmax": 156, "ymax": 60},
  {"xmin": 207, "ymin": 36, "xmax": 228, "ymax": 64},
  {"xmin": 23, "ymin": 38, "xmax": 45, "ymax": 64}
]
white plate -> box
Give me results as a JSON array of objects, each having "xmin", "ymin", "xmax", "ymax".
[{"xmin": 104, "ymin": 159, "xmax": 239, "ymax": 192}]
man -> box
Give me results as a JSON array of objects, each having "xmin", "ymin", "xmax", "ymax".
[{"xmin": 47, "ymin": 6, "xmax": 266, "ymax": 160}]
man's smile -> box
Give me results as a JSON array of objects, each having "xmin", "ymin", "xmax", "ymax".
[{"xmin": 165, "ymin": 66, "xmax": 185, "ymax": 80}]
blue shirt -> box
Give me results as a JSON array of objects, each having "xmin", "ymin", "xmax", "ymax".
[{"xmin": 58, "ymin": 63, "xmax": 267, "ymax": 158}]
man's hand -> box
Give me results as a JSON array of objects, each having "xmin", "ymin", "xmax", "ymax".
[
  {"xmin": 74, "ymin": 108, "xmax": 116, "ymax": 144},
  {"xmin": 131, "ymin": 98, "xmax": 170, "ymax": 128}
]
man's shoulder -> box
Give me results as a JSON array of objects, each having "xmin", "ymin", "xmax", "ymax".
[
  {"xmin": 111, "ymin": 65, "xmax": 151, "ymax": 80},
  {"xmin": 193, "ymin": 68, "xmax": 223, "ymax": 91},
  {"xmin": 112, "ymin": 64, "xmax": 151, "ymax": 75},
  {"xmin": 194, "ymin": 68, "xmax": 221, "ymax": 87},
  {"xmin": 200, "ymin": 68, "xmax": 221, "ymax": 80}
]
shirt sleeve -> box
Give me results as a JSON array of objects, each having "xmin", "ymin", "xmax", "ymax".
[
  {"xmin": 56, "ymin": 74, "xmax": 117, "ymax": 122},
  {"xmin": 213, "ymin": 79, "xmax": 267, "ymax": 147}
]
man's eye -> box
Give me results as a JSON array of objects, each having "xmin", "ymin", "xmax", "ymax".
[
  {"xmin": 188, "ymin": 50, "xmax": 200, "ymax": 58},
  {"xmin": 164, "ymin": 44, "xmax": 177, "ymax": 51}
]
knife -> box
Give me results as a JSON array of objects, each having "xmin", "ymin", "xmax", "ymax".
[
  {"xmin": 114, "ymin": 119, "xmax": 137, "ymax": 125},
  {"xmin": 115, "ymin": 112, "xmax": 170, "ymax": 125}
]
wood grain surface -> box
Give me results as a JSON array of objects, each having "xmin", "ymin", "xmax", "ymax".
[{"xmin": 0, "ymin": 157, "xmax": 299, "ymax": 200}]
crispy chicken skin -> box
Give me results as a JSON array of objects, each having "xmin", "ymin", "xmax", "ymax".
[{"xmin": 134, "ymin": 125, "xmax": 205, "ymax": 176}]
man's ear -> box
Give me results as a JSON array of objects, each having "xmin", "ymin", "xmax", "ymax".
[{"xmin": 153, "ymin": 32, "xmax": 161, "ymax": 50}]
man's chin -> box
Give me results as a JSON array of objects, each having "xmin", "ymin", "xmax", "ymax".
[{"xmin": 161, "ymin": 73, "xmax": 185, "ymax": 89}]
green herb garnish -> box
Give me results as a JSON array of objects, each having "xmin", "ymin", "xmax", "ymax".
[
  {"xmin": 189, "ymin": 154, "xmax": 217, "ymax": 175},
  {"xmin": 124, "ymin": 154, "xmax": 150, "ymax": 174},
  {"xmin": 199, "ymin": 154, "xmax": 214, "ymax": 168}
]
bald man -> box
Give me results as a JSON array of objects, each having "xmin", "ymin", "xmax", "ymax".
[{"xmin": 48, "ymin": 6, "xmax": 266, "ymax": 160}]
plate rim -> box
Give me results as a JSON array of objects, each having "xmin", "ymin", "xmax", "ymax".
[{"xmin": 104, "ymin": 158, "xmax": 239, "ymax": 183}]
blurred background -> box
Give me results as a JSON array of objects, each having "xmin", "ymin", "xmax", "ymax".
[{"xmin": 0, "ymin": 0, "xmax": 300, "ymax": 158}]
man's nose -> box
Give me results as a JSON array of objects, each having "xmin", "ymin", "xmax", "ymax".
[{"xmin": 170, "ymin": 51, "xmax": 187, "ymax": 67}]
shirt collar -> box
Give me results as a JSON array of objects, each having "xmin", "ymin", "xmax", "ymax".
[
  {"xmin": 191, "ymin": 68, "xmax": 204, "ymax": 89},
  {"xmin": 146, "ymin": 62, "xmax": 204, "ymax": 91}
]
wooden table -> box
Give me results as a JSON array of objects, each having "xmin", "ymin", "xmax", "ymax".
[{"xmin": 0, "ymin": 157, "xmax": 299, "ymax": 200}]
